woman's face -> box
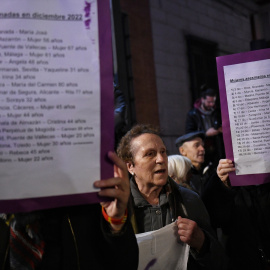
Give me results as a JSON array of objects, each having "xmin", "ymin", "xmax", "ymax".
[{"xmin": 127, "ymin": 133, "xmax": 168, "ymax": 188}]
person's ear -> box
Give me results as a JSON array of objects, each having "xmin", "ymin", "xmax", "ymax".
[
  {"xmin": 179, "ymin": 146, "xmax": 186, "ymax": 156},
  {"xmin": 127, "ymin": 161, "xmax": 135, "ymax": 175}
]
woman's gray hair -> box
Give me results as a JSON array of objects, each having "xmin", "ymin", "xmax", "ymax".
[{"xmin": 168, "ymin": 155, "xmax": 192, "ymax": 184}]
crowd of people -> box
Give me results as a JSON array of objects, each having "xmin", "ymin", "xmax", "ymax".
[{"xmin": 1, "ymin": 85, "xmax": 270, "ymax": 270}]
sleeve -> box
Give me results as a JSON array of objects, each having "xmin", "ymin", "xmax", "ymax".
[
  {"xmin": 185, "ymin": 109, "xmax": 205, "ymax": 133},
  {"xmin": 100, "ymin": 211, "xmax": 139, "ymax": 270},
  {"xmin": 201, "ymin": 173, "xmax": 234, "ymax": 231},
  {"xmin": 0, "ymin": 215, "xmax": 9, "ymax": 270}
]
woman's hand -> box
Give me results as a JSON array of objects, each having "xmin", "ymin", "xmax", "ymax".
[
  {"xmin": 93, "ymin": 151, "xmax": 130, "ymax": 231},
  {"xmin": 217, "ymin": 159, "xmax": 235, "ymax": 187},
  {"xmin": 176, "ymin": 216, "xmax": 205, "ymax": 252}
]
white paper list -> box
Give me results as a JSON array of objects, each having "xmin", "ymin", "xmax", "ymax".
[
  {"xmin": 224, "ymin": 59, "xmax": 270, "ymax": 175},
  {"xmin": 0, "ymin": 0, "xmax": 101, "ymax": 199}
]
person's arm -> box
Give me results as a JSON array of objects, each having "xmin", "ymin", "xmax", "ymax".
[
  {"xmin": 93, "ymin": 152, "xmax": 139, "ymax": 270},
  {"xmin": 185, "ymin": 110, "xmax": 203, "ymax": 133},
  {"xmin": 93, "ymin": 151, "xmax": 130, "ymax": 232},
  {"xmin": 179, "ymin": 188, "xmax": 229, "ymax": 269}
]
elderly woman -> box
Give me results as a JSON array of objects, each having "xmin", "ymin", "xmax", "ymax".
[
  {"xmin": 168, "ymin": 154, "xmax": 192, "ymax": 188},
  {"xmin": 117, "ymin": 124, "xmax": 228, "ymax": 270}
]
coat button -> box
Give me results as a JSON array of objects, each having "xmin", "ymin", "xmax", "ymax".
[{"xmin": 155, "ymin": 210, "xmax": 161, "ymax": 215}]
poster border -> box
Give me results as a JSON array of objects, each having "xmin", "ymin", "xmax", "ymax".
[
  {"xmin": 216, "ymin": 48, "xmax": 270, "ymax": 186},
  {"xmin": 0, "ymin": 0, "xmax": 114, "ymax": 213}
]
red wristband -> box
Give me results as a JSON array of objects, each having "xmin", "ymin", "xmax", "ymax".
[{"xmin": 102, "ymin": 206, "xmax": 127, "ymax": 225}]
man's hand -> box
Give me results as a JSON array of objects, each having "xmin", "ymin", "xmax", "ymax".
[
  {"xmin": 217, "ymin": 159, "xmax": 235, "ymax": 187},
  {"xmin": 93, "ymin": 151, "xmax": 130, "ymax": 230},
  {"xmin": 176, "ymin": 216, "xmax": 205, "ymax": 252},
  {"xmin": 206, "ymin": 127, "xmax": 220, "ymax": 137}
]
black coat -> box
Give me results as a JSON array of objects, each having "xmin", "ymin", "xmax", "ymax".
[
  {"xmin": 209, "ymin": 176, "xmax": 270, "ymax": 270},
  {"xmin": 226, "ymin": 183, "xmax": 270, "ymax": 270}
]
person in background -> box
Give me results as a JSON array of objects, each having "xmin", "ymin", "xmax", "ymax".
[
  {"xmin": 0, "ymin": 152, "xmax": 139, "ymax": 270},
  {"xmin": 217, "ymin": 159, "xmax": 270, "ymax": 270},
  {"xmin": 117, "ymin": 124, "xmax": 228, "ymax": 270},
  {"xmin": 175, "ymin": 131, "xmax": 229, "ymax": 237},
  {"xmin": 168, "ymin": 154, "xmax": 192, "ymax": 189},
  {"xmin": 175, "ymin": 131, "xmax": 215, "ymax": 197},
  {"xmin": 185, "ymin": 85, "xmax": 225, "ymax": 167}
]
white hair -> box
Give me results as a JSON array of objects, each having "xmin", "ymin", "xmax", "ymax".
[{"xmin": 168, "ymin": 155, "xmax": 192, "ymax": 184}]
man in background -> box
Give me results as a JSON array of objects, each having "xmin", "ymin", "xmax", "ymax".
[
  {"xmin": 176, "ymin": 131, "xmax": 229, "ymax": 233},
  {"xmin": 175, "ymin": 131, "xmax": 214, "ymax": 197},
  {"xmin": 185, "ymin": 85, "xmax": 225, "ymax": 168}
]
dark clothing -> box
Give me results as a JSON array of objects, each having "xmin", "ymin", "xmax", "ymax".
[
  {"xmin": 210, "ymin": 175, "xmax": 270, "ymax": 270},
  {"xmin": 201, "ymin": 173, "xmax": 233, "ymax": 232},
  {"xmin": 130, "ymin": 177, "xmax": 228, "ymax": 270},
  {"xmin": 0, "ymin": 215, "xmax": 9, "ymax": 270},
  {"xmin": 185, "ymin": 99, "xmax": 225, "ymax": 167},
  {"xmin": 188, "ymin": 164, "xmax": 216, "ymax": 197},
  {"xmin": 227, "ymin": 184, "xmax": 270, "ymax": 270},
  {"xmin": 188, "ymin": 164, "xmax": 230, "ymax": 230},
  {"xmin": 185, "ymin": 99, "xmax": 222, "ymax": 134},
  {"xmin": 114, "ymin": 87, "xmax": 127, "ymax": 149},
  {"xmin": 1, "ymin": 204, "xmax": 139, "ymax": 270}
]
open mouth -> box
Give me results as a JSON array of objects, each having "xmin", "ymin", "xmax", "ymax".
[{"xmin": 155, "ymin": 169, "xmax": 166, "ymax": 174}]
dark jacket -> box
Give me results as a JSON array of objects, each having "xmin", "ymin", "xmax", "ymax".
[
  {"xmin": 185, "ymin": 99, "xmax": 222, "ymax": 134},
  {"xmin": 188, "ymin": 165, "xmax": 231, "ymax": 230},
  {"xmin": 188, "ymin": 164, "xmax": 216, "ymax": 197},
  {"xmin": 1, "ymin": 204, "xmax": 139, "ymax": 270},
  {"xmin": 0, "ymin": 216, "xmax": 9, "ymax": 270},
  {"xmin": 130, "ymin": 177, "xmax": 228, "ymax": 270},
  {"xmin": 214, "ymin": 180, "xmax": 270, "ymax": 270}
]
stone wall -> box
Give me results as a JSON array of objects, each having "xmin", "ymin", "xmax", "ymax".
[{"xmin": 150, "ymin": 0, "xmax": 261, "ymax": 154}]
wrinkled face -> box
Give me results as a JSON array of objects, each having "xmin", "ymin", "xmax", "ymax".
[
  {"xmin": 127, "ymin": 133, "xmax": 168, "ymax": 188},
  {"xmin": 179, "ymin": 137, "xmax": 205, "ymax": 168},
  {"xmin": 201, "ymin": 96, "xmax": 216, "ymax": 111}
]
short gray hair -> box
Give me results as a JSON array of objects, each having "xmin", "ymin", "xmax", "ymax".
[{"xmin": 168, "ymin": 155, "xmax": 192, "ymax": 184}]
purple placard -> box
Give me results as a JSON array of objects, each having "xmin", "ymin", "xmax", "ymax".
[
  {"xmin": 0, "ymin": 0, "xmax": 113, "ymax": 213},
  {"xmin": 99, "ymin": 0, "xmax": 114, "ymax": 180},
  {"xmin": 216, "ymin": 48, "xmax": 270, "ymax": 186}
]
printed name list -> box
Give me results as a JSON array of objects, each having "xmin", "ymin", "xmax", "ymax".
[
  {"xmin": 224, "ymin": 59, "xmax": 270, "ymax": 175},
  {"xmin": 0, "ymin": 1, "xmax": 101, "ymax": 199}
]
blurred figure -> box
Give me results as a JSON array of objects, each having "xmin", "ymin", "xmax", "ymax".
[
  {"xmin": 185, "ymin": 85, "xmax": 225, "ymax": 167},
  {"xmin": 114, "ymin": 83, "xmax": 127, "ymax": 150},
  {"xmin": 168, "ymin": 154, "xmax": 192, "ymax": 189},
  {"xmin": 217, "ymin": 159, "xmax": 270, "ymax": 270}
]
